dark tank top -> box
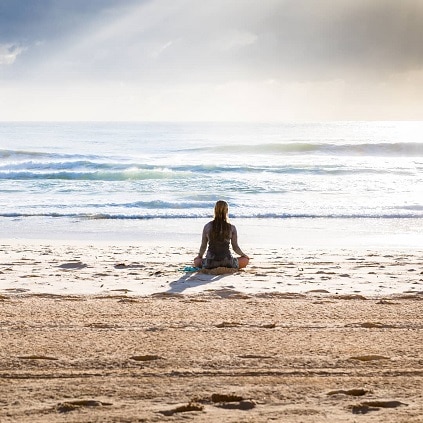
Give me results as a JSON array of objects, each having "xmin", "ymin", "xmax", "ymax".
[{"xmin": 207, "ymin": 238, "xmax": 231, "ymax": 260}]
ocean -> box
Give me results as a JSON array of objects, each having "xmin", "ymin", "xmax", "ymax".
[{"xmin": 1, "ymin": 121, "xmax": 422, "ymax": 247}]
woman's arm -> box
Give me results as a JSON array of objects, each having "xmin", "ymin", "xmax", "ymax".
[
  {"xmin": 197, "ymin": 222, "xmax": 211, "ymax": 258},
  {"xmin": 231, "ymin": 225, "xmax": 248, "ymax": 257}
]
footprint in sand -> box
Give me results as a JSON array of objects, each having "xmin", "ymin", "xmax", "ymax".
[
  {"xmin": 308, "ymin": 289, "xmax": 330, "ymax": 294},
  {"xmin": 215, "ymin": 401, "xmax": 256, "ymax": 410},
  {"xmin": 114, "ymin": 263, "xmax": 146, "ymax": 269},
  {"xmin": 350, "ymin": 355, "xmax": 390, "ymax": 362},
  {"xmin": 336, "ymin": 294, "xmax": 367, "ymax": 300},
  {"xmin": 215, "ymin": 321, "xmax": 242, "ymax": 328},
  {"xmin": 4, "ymin": 289, "xmax": 31, "ymax": 295},
  {"xmin": 159, "ymin": 402, "xmax": 204, "ymax": 416},
  {"xmin": 130, "ymin": 354, "xmax": 162, "ymax": 361},
  {"xmin": 238, "ymin": 354, "xmax": 274, "ymax": 359},
  {"xmin": 58, "ymin": 262, "xmax": 87, "ymax": 270},
  {"xmin": 57, "ymin": 400, "xmax": 112, "ymax": 413},
  {"xmin": 357, "ymin": 322, "xmax": 395, "ymax": 329},
  {"xmin": 85, "ymin": 323, "xmax": 116, "ymax": 329},
  {"xmin": 211, "ymin": 394, "xmax": 256, "ymax": 410},
  {"xmin": 327, "ymin": 388, "xmax": 369, "ymax": 396},
  {"xmin": 350, "ymin": 400, "xmax": 407, "ymax": 414},
  {"xmin": 18, "ymin": 355, "xmax": 58, "ymax": 360}
]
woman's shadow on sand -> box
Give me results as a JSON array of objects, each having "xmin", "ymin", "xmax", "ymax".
[{"xmin": 167, "ymin": 267, "xmax": 239, "ymax": 295}]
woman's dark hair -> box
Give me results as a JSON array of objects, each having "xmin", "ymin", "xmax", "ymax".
[{"xmin": 210, "ymin": 200, "xmax": 231, "ymax": 241}]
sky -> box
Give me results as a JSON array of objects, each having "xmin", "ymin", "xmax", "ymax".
[{"xmin": 1, "ymin": 0, "xmax": 423, "ymax": 122}]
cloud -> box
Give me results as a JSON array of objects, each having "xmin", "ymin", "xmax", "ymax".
[
  {"xmin": 210, "ymin": 30, "xmax": 258, "ymax": 52},
  {"xmin": 4, "ymin": 0, "xmax": 423, "ymax": 83},
  {"xmin": 268, "ymin": 0, "xmax": 423, "ymax": 79},
  {"xmin": 1, "ymin": 0, "xmax": 423, "ymax": 120},
  {"xmin": 0, "ymin": 0, "xmax": 142, "ymax": 73},
  {"xmin": 0, "ymin": 43, "xmax": 25, "ymax": 65}
]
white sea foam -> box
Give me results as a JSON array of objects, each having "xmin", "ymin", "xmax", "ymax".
[{"xmin": 0, "ymin": 122, "xmax": 422, "ymax": 226}]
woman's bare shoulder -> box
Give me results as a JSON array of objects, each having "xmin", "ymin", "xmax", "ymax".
[{"xmin": 204, "ymin": 221, "xmax": 213, "ymax": 230}]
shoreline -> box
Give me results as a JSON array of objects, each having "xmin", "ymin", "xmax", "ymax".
[{"xmin": 1, "ymin": 216, "xmax": 422, "ymax": 249}]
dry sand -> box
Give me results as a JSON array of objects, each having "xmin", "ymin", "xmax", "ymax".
[
  {"xmin": 1, "ymin": 242, "xmax": 422, "ymax": 422},
  {"xmin": 1, "ymin": 242, "xmax": 422, "ymax": 297}
]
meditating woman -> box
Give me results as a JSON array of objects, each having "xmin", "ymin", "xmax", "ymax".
[{"xmin": 194, "ymin": 200, "xmax": 249, "ymax": 269}]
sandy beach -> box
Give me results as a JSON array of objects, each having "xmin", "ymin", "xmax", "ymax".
[
  {"xmin": 0, "ymin": 241, "xmax": 422, "ymax": 422},
  {"xmin": 3, "ymin": 0, "xmax": 423, "ymax": 420}
]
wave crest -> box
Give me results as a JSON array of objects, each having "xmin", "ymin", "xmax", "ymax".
[{"xmin": 190, "ymin": 142, "xmax": 423, "ymax": 156}]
